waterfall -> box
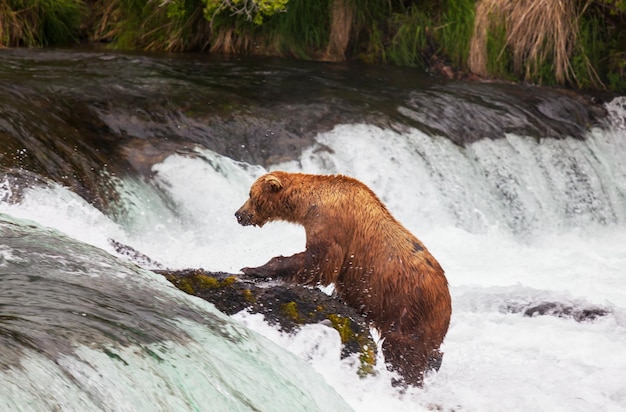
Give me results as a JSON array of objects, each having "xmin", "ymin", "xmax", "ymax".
[
  {"xmin": 1, "ymin": 49, "xmax": 625, "ymax": 412},
  {"xmin": 0, "ymin": 214, "xmax": 352, "ymax": 411}
]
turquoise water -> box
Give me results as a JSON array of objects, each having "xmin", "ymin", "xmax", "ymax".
[{"xmin": 1, "ymin": 48, "xmax": 625, "ymax": 411}]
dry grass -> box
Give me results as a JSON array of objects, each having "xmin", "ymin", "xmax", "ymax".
[
  {"xmin": 210, "ymin": 27, "xmax": 244, "ymax": 54},
  {"xmin": 323, "ymin": 0, "xmax": 354, "ymax": 62},
  {"xmin": 89, "ymin": 0, "xmax": 211, "ymax": 52},
  {"xmin": 469, "ymin": 0, "xmax": 583, "ymax": 85},
  {"xmin": 89, "ymin": 0, "xmax": 124, "ymax": 43},
  {"xmin": 0, "ymin": 2, "xmax": 16, "ymax": 47},
  {"xmin": 0, "ymin": 0, "xmax": 34, "ymax": 47}
]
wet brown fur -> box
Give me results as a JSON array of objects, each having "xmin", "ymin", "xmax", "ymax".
[{"xmin": 235, "ymin": 171, "xmax": 452, "ymax": 386}]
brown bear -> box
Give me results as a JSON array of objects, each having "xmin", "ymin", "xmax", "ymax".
[{"xmin": 235, "ymin": 171, "xmax": 451, "ymax": 386}]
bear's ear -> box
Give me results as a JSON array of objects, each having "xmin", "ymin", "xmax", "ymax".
[{"xmin": 264, "ymin": 175, "xmax": 283, "ymax": 192}]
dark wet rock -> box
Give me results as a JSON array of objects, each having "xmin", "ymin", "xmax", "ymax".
[
  {"xmin": 0, "ymin": 48, "xmax": 611, "ymax": 213},
  {"xmin": 109, "ymin": 239, "xmax": 377, "ymax": 374},
  {"xmin": 521, "ymin": 302, "xmax": 610, "ymax": 322},
  {"xmin": 400, "ymin": 82, "xmax": 608, "ymax": 145},
  {"xmin": 109, "ymin": 239, "xmax": 164, "ymax": 269},
  {"xmin": 506, "ymin": 301, "xmax": 611, "ymax": 322},
  {"xmin": 158, "ymin": 268, "xmax": 377, "ymax": 376}
]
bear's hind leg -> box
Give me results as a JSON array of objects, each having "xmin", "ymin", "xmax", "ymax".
[{"xmin": 382, "ymin": 331, "xmax": 441, "ymax": 387}]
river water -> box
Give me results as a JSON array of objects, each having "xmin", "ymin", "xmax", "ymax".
[{"xmin": 1, "ymin": 48, "xmax": 625, "ymax": 411}]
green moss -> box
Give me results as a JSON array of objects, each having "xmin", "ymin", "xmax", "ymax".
[
  {"xmin": 221, "ymin": 276, "xmax": 237, "ymax": 286},
  {"xmin": 327, "ymin": 313, "xmax": 353, "ymax": 343},
  {"xmin": 171, "ymin": 277, "xmax": 196, "ymax": 295},
  {"xmin": 195, "ymin": 274, "xmax": 221, "ymax": 289},
  {"xmin": 357, "ymin": 343, "xmax": 376, "ymax": 377},
  {"xmin": 241, "ymin": 289, "xmax": 256, "ymax": 303},
  {"xmin": 281, "ymin": 301, "xmax": 302, "ymax": 323},
  {"xmin": 327, "ymin": 314, "xmax": 376, "ymax": 377},
  {"xmin": 165, "ymin": 271, "xmax": 241, "ymax": 295}
]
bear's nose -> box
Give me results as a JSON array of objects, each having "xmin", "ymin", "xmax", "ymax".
[{"xmin": 235, "ymin": 210, "xmax": 253, "ymax": 226}]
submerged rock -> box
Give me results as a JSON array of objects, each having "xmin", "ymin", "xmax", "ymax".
[
  {"xmin": 505, "ymin": 300, "xmax": 611, "ymax": 322},
  {"xmin": 521, "ymin": 302, "xmax": 610, "ymax": 322}
]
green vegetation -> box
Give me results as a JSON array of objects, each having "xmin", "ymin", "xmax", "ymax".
[
  {"xmin": 207, "ymin": 0, "xmax": 332, "ymax": 57},
  {"xmin": 275, "ymin": 0, "xmax": 331, "ymax": 58},
  {"xmin": 280, "ymin": 301, "xmax": 301, "ymax": 322},
  {"xmin": 90, "ymin": 0, "xmax": 210, "ymax": 51},
  {"xmin": 164, "ymin": 270, "xmax": 237, "ymax": 294},
  {"xmin": 387, "ymin": 6, "xmax": 431, "ymax": 67},
  {"xmin": 203, "ymin": 0, "xmax": 288, "ymax": 26},
  {"xmin": 1, "ymin": 0, "xmax": 625, "ymax": 92},
  {"xmin": 0, "ymin": 0, "xmax": 83, "ymax": 46},
  {"xmin": 327, "ymin": 314, "xmax": 376, "ymax": 377},
  {"xmin": 436, "ymin": 0, "xmax": 475, "ymax": 70}
]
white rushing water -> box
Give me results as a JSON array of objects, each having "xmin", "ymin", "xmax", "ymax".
[
  {"xmin": 1, "ymin": 98, "xmax": 626, "ymax": 411},
  {"xmin": 0, "ymin": 214, "xmax": 354, "ymax": 412}
]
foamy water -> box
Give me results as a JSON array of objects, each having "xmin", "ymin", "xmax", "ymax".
[{"xmin": 1, "ymin": 99, "xmax": 625, "ymax": 411}]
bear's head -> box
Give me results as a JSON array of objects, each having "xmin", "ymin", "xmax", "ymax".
[{"xmin": 235, "ymin": 172, "xmax": 293, "ymax": 227}]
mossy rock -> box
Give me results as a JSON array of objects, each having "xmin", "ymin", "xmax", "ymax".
[{"xmin": 158, "ymin": 268, "xmax": 377, "ymax": 375}]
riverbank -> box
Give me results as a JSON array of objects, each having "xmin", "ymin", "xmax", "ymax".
[{"xmin": 1, "ymin": 0, "xmax": 624, "ymax": 93}]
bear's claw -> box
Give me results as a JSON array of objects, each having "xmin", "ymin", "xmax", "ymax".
[{"xmin": 241, "ymin": 266, "xmax": 268, "ymax": 277}]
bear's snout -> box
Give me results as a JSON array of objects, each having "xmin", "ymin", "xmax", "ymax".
[{"xmin": 235, "ymin": 208, "xmax": 254, "ymax": 226}]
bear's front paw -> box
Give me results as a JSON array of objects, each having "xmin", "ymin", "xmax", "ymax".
[{"xmin": 241, "ymin": 266, "xmax": 271, "ymax": 277}]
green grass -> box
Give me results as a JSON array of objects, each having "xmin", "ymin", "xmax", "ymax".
[
  {"xmin": 387, "ymin": 6, "xmax": 431, "ymax": 68},
  {"xmin": 98, "ymin": 0, "xmax": 208, "ymax": 51},
  {"xmin": 349, "ymin": 0, "xmax": 392, "ymax": 63},
  {"xmin": 1, "ymin": 0, "xmax": 625, "ymax": 92},
  {"xmin": 1, "ymin": 0, "xmax": 84, "ymax": 47},
  {"xmin": 436, "ymin": 0, "xmax": 475, "ymax": 69},
  {"xmin": 571, "ymin": 13, "xmax": 606, "ymax": 89},
  {"xmin": 484, "ymin": 16, "xmax": 512, "ymax": 79},
  {"xmin": 272, "ymin": 0, "xmax": 331, "ymax": 58}
]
